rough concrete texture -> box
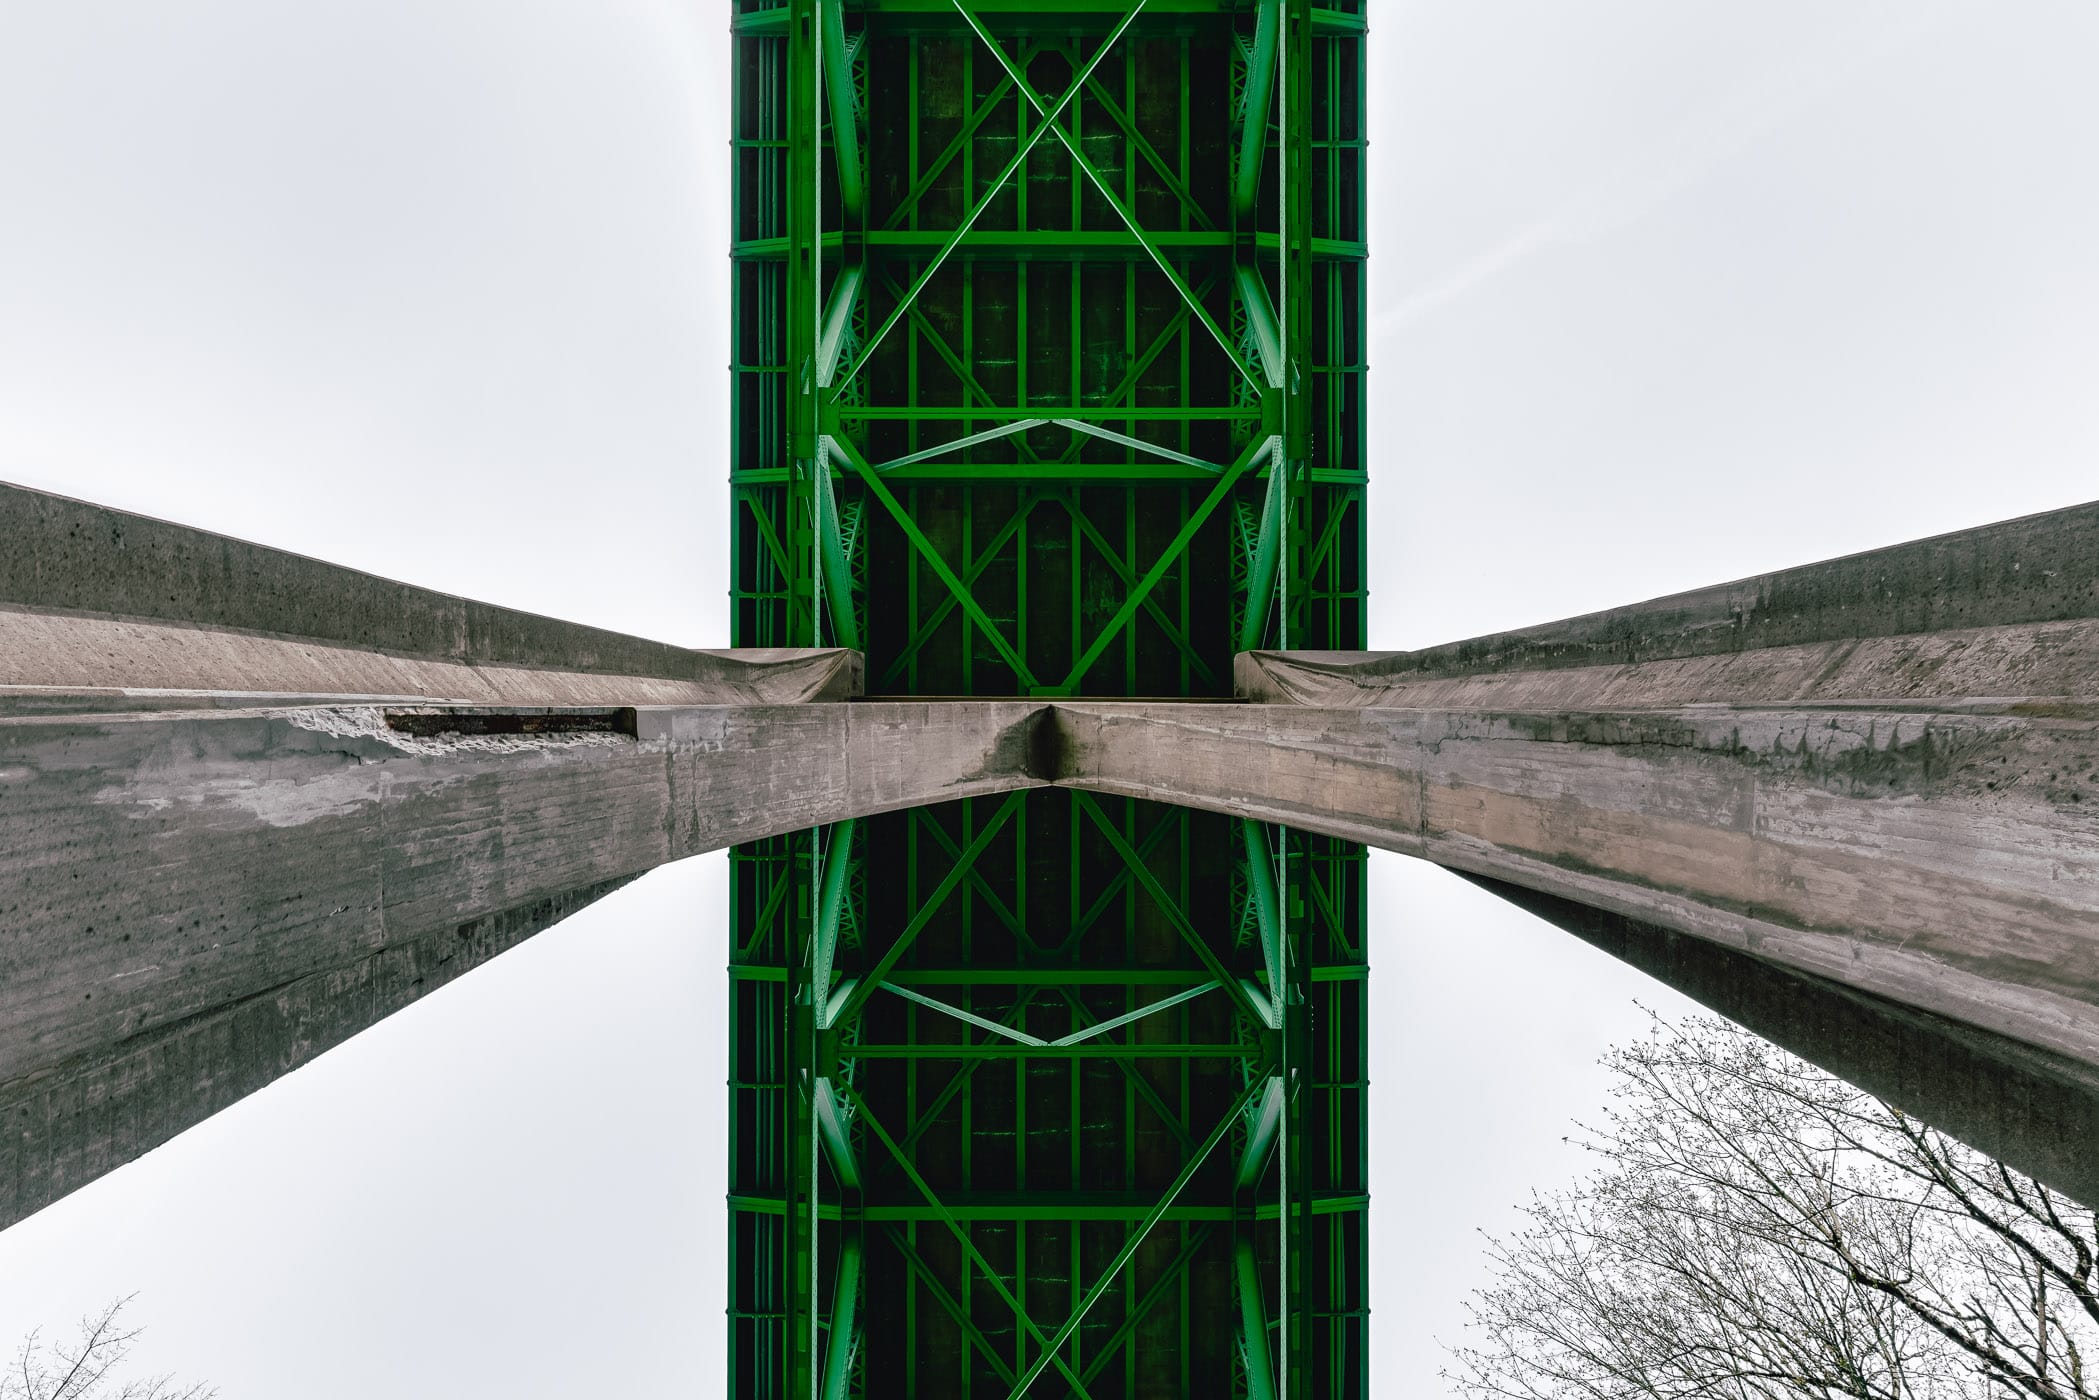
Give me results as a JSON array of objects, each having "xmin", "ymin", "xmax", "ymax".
[
  {"xmin": 1466, "ymin": 874, "xmax": 2099, "ymax": 1208},
  {"xmin": 0, "ymin": 608, "xmax": 863, "ymax": 708},
  {"xmin": 1236, "ymin": 618, "xmax": 2099, "ymax": 712},
  {"xmin": 1236, "ymin": 498, "xmax": 2099, "ymax": 701},
  {"xmin": 0, "ymin": 698, "xmax": 1046, "ymax": 1226},
  {"xmin": 1056, "ymin": 699, "xmax": 2099, "ymax": 1067},
  {"xmin": 0, "ymin": 481, "xmax": 862, "ymax": 705},
  {"xmin": 1217, "ymin": 496, "xmax": 2099, "ymax": 1205},
  {"xmin": 11, "ymin": 686, "xmax": 2090, "ymax": 1220},
  {"xmin": 2, "ymin": 876, "xmax": 636, "ymax": 1229},
  {"xmin": 4, "ymin": 488, "xmax": 2096, "ymax": 1225}
]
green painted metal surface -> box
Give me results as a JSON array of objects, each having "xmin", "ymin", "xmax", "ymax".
[{"xmin": 729, "ymin": 0, "xmax": 1366, "ymax": 1392}]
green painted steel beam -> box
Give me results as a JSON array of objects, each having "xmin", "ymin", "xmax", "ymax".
[
  {"xmin": 811, "ymin": 820, "xmax": 856, "ymax": 1015},
  {"xmin": 736, "ymin": 1, "xmax": 1368, "ymax": 32},
  {"xmin": 1075, "ymin": 1225, "xmax": 1214, "ymax": 1388},
  {"xmin": 1049, "ymin": 978, "xmax": 1220, "ymax": 1045},
  {"xmin": 1054, "ymin": 418, "xmax": 1223, "ymax": 471},
  {"xmin": 1235, "ymin": 1076, "xmax": 1285, "ymax": 1193},
  {"xmin": 819, "ymin": 1232, "xmax": 863, "ymax": 1400},
  {"xmin": 827, "ymin": 432, "xmax": 1040, "ymax": 688},
  {"xmin": 1242, "ymin": 819, "xmax": 1284, "ymax": 1012},
  {"xmin": 814, "ymin": 264, "xmax": 862, "ymax": 388},
  {"xmin": 1235, "ymin": 0, "xmax": 1280, "ymax": 219},
  {"xmin": 819, "ymin": 0, "xmax": 864, "ymax": 221},
  {"xmin": 904, "ymin": 808, "xmax": 1025, "ymax": 939},
  {"xmin": 1238, "ymin": 440, "xmax": 1286, "ymax": 651},
  {"xmin": 870, "ymin": 418, "xmax": 1048, "ymax": 472},
  {"xmin": 1057, "ymin": 498, "xmax": 1223, "ymax": 688},
  {"xmin": 872, "ymin": 496, "xmax": 1042, "ymax": 691},
  {"xmin": 1002, "ymin": 1068, "xmax": 1272, "ymax": 1397},
  {"xmin": 729, "ymin": 229, "xmax": 1367, "ymax": 259},
  {"xmin": 1053, "ymin": 433, "xmax": 1270, "ymax": 693},
  {"xmin": 1075, "ymin": 791, "xmax": 1270, "ymax": 1029},
  {"xmin": 1235, "ymin": 264, "xmax": 1287, "ymax": 391},
  {"xmin": 845, "ymin": 1083, "xmax": 1102, "ymax": 1400},
  {"xmin": 834, "ymin": 405, "xmax": 1259, "ymax": 422},
  {"xmin": 929, "ymin": 969, "xmax": 1229, "ymax": 986},
  {"xmin": 872, "ymin": 52, "xmax": 1033, "ymax": 233},
  {"xmin": 897, "ymin": 983, "xmax": 1199, "ymax": 1156},
  {"xmin": 850, "ymin": 968, "xmax": 1231, "ymax": 986},
  {"xmin": 848, "ymin": 1041, "xmax": 1262, "ymax": 1060},
  {"xmin": 881, "ymin": 1224, "xmax": 1023, "ymax": 1388},
  {"xmin": 815, "ymin": 1077, "xmax": 861, "ymax": 1191},
  {"xmin": 813, "ymin": 455, "xmax": 861, "ymax": 650},
  {"xmin": 829, "ymin": 791, "xmax": 1025, "ymax": 1028},
  {"xmin": 833, "ymin": 1, "xmax": 1146, "ymax": 391},
  {"xmin": 731, "ymin": 0, "xmax": 1367, "ymax": 1384},
  {"xmin": 866, "ymin": 1201, "xmax": 1238, "ymax": 1221},
  {"xmin": 728, "ymin": 1193, "xmax": 1372, "ymax": 1222},
  {"xmin": 1236, "ymin": 1235, "xmax": 1281, "ymax": 1400},
  {"xmin": 951, "ymin": 0, "xmax": 1260, "ymax": 388},
  {"xmin": 879, "ymin": 980, "xmax": 1046, "ymax": 1046}
]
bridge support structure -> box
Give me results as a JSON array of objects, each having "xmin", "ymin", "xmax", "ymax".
[
  {"xmin": 3, "ymin": 2, "xmax": 2096, "ymax": 1391},
  {"xmin": 4, "ymin": 481, "xmax": 2095, "ymax": 1387}
]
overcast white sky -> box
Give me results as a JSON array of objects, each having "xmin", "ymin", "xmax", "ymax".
[{"xmin": 2, "ymin": 2, "xmax": 2095, "ymax": 1394}]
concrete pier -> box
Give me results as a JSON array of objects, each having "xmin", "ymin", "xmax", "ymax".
[
  {"xmin": 3, "ymin": 483, "xmax": 2095, "ymax": 1225},
  {"xmin": 0, "ymin": 484, "xmax": 1036, "ymax": 1224}
]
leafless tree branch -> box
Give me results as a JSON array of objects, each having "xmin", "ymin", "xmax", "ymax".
[
  {"xmin": 0, "ymin": 1300, "xmax": 213, "ymax": 1400},
  {"xmin": 1444, "ymin": 1011, "xmax": 2099, "ymax": 1400}
]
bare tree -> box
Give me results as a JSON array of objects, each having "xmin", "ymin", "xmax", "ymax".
[
  {"xmin": 3, "ymin": 1299, "xmax": 212, "ymax": 1400},
  {"xmin": 1446, "ymin": 1012, "xmax": 2099, "ymax": 1400}
]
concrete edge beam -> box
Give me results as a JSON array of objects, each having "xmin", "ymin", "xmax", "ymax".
[
  {"xmin": 1237, "ymin": 495, "xmax": 2099, "ymax": 703},
  {"xmin": 1236, "ymin": 618, "xmax": 2099, "ymax": 711},
  {"xmin": 1, "ymin": 480, "xmax": 862, "ymax": 704}
]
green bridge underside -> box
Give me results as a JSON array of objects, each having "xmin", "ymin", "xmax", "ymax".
[{"xmin": 729, "ymin": 1, "xmax": 1366, "ymax": 1394}]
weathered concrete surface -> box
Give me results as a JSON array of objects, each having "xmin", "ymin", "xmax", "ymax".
[
  {"xmin": 6, "ymin": 486, "xmax": 2096, "ymax": 1224},
  {"xmin": 1237, "ymin": 499, "xmax": 2099, "ymax": 709},
  {"xmin": 0, "ymin": 480, "xmax": 861, "ymax": 706},
  {"xmin": 1057, "ymin": 699, "xmax": 2099, "ymax": 1076},
  {"xmin": 2, "ymin": 876, "xmax": 636, "ymax": 1229},
  {"xmin": 0, "ymin": 698, "xmax": 1047, "ymax": 1227},
  {"xmin": 0, "ymin": 480, "xmax": 964, "ymax": 1227},
  {"xmin": 1466, "ymin": 875, "xmax": 2099, "ymax": 1207},
  {"xmin": 1180, "ymin": 498, "xmax": 2099, "ymax": 1203},
  {"xmin": 0, "ymin": 612, "xmax": 862, "ymax": 708}
]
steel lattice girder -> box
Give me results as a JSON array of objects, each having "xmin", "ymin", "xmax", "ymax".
[{"xmin": 729, "ymin": 0, "xmax": 1366, "ymax": 1393}]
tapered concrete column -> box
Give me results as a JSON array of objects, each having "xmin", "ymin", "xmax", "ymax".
[
  {"xmin": 8, "ymin": 483, "xmax": 2097, "ymax": 1223},
  {"xmin": 1059, "ymin": 500, "xmax": 2099, "ymax": 1201},
  {"xmin": 0, "ymin": 484, "xmax": 1044, "ymax": 1228}
]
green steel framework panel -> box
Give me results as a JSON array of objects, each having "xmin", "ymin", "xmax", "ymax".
[{"xmin": 728, "ymin": 0, "xmax": 1366, "ymax": 1393}]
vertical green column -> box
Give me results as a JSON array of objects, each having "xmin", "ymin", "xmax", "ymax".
[
  {"xmin": 1279, "ymin": 1, "xmax": 1318, "ymax": 1393},
  {"xmin": 787, "ymin": 838, "xmax": 821, "ymax": 1398},
  {"xmin": 784, "ymin": 6, "xmax": 824, "ymax": 1391},
  {"xmin": 1280, "ymin": 0, "xmax": 1315, "ymax": 654},
  {"xmin": 786, "ymin": 0, "xmax": 822, "ymax": 647},
  {"xmin": 1281, "ymin": 831, "xmax": 1315, "ymax": 1400}
]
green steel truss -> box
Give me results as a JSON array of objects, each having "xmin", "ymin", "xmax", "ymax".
[{"xmin": 728, "ymin": 0, "xmax": 1366, "ymax": 1392}]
